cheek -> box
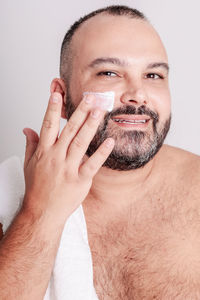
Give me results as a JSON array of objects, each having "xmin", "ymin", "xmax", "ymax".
[
  {"xmin": 68, "ymin": 78, "xmax": 84, "ymax": 106},
  {"xmin": 150, "ymin": 88, "xmax": 171, "ymax": 121}
]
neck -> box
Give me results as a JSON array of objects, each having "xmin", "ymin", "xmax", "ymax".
[{"xmin": 85, "ymin": 154, "xmax": 157, "ymax": 211}]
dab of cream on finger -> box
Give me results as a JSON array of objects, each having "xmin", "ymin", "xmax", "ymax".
[{"xmin": 83, "ymin": 91, "xmax": 115, "ymax": 112}]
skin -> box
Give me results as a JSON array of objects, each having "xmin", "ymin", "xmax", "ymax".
[
  {"xmin": 55, "ymin": 14, "xmax": 172, "ymax": 214},
  {"xmin": 1, "ymin": 13, "xmax": 200, "ymax": 300},
  {"xmin": 0, "ymin": 93, "xmax": 115, "ymax": 299},
  {"xmin": 55, "ymin": 14, "xmax": 200, "ymax": 299}
]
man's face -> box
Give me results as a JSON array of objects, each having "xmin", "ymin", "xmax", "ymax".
[{"xmin": 65, "ymin": 14, "xmax": 171, "ymax": 170}]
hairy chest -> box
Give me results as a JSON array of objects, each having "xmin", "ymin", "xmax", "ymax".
[{"xmin": 87, "ymin": 196, "xmax": 200, "ymax": 300}]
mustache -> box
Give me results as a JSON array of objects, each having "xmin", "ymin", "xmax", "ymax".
[{"xmin": 106, "ymin": 105, "xmax": 159, "ymax": 123}]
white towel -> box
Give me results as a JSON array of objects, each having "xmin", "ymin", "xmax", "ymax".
[{"xmin": 0, "ymin": 156, "xmax": 98, "ymax": 300}]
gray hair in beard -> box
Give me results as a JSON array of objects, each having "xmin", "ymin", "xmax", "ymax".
[{"xmin": 65, "ymin": 92, "xmax": 171, "ymax": 171}]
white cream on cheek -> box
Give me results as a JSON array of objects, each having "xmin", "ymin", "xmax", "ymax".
[{"xmin": 83, "ymin": 91, "xmax": 115, "ymax": 112}]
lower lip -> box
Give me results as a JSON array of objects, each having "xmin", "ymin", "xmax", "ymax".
[{"xmin": 112, "ymin": 119, "xmax": 150, "ymax": 129}]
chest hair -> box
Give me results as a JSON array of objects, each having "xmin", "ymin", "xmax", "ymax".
[{"xmin": 87, "ymin": 194, "xmax": 200, "ymax": 300}]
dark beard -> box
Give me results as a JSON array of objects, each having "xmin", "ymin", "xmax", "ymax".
[{"xmin": 65, "ymin": 92, "xmax": 171, "ymax": 171}]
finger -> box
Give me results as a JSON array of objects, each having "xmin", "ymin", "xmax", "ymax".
[
  {"xmin": 79, "ymin": 138, "xmax": 115, "ymax": 178},
  {"xmin": 39, "ymin": 92, "xmax": 62, "ymax": 149},
  {"xmin": 66, "ymin": 108, "xmax": 105, "ymax": 168},
  {"xmin": 56, "ymin": 94, "xmax": 95, "ymax": 154},
  {"xmin": 23, "ymin": 128, "xmax": 39, "ymax": 169}
]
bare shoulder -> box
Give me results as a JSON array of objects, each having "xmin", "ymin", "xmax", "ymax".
[
  {"xmin": 161, "ymin": 144, "xmax": 200, "ymax": 173},
  {"xmin": 159, "ymin": 144, "xmax": 200, "ymax": 197}
]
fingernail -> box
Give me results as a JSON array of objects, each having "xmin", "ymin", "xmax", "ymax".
[
  {"xmin": 84, "ymin": 95, "xmax": 93, "ymax": 104},
  {"xmin": 91, "ymin": 109, "xmax": 101, "ymax": 118},
  {"xmin": 51, "ymin": 93, "xmax": 60, "ymax": 103},
  {"xmin": 105, "ymin": 138, "xmax": 114, "ymax": 148}
]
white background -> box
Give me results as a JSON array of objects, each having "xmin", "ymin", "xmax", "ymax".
[{"xmin": 0, "ymin": 0, "xmax": 199, "ymax": 163}]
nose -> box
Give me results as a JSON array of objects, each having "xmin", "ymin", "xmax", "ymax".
[{"xmin": 120, "ymin": 82, "xmax": 148, "ymax": 106}]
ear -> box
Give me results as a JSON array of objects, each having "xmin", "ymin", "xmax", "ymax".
[{"xmin": 50, "ymin": 78, "xmax": 67, "ymax": 119}]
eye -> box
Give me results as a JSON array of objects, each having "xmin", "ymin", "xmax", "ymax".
[
  {"xmin": 146, "ymin": 73, "xmax": 164, "ymax": 79},
  {"xmin": 97, "ymin": 71, "xmax": 117, "ymax": 77}
]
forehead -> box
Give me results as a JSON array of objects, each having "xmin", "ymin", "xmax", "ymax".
[{"xmin": 71, "ymin": 13, "xmax": 168, "ymax": 67}]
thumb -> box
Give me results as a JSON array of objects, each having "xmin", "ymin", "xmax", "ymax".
[{"xmin": 23, "ymin": 128, "xmax": 39, "ymax": 169}]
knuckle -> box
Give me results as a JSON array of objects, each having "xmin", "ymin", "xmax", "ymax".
[
  {"xmin": 67, "ymin": 120, "xmax": 79, "ymax": 133},
  {"xmin": 49, "ymin": 103, "xmax": 59, "ymax": 112},
  {"xmin": 50, "ymin": 157, "xmax": 57, "ymax": 168},
  {"xmin": 63, "ymin": 169, "xmax": 70, "ymax": 180},
  {"xmin": 63, "ymin": 168, "xmax": 76, "ymax": 181},
  {"xmin": 82, "ymin": 121, "xmax": 95, "ymax": 136},
  {"xmin": 87, "ymin": 113, "xmax": 103, "ymax": 128},
  {"xmin": 80, "ymin": 164, "xmax": 95, "ymax": 179},
  {"xmin": 73, "ymin": 136, "xmax": 84, "ymax": 149},
  {"xmin": 99, "ymin": 146, "xmax": 108, "ymax": 156},
  {"xmin": 86, "ymin": 163, "xmax": 96, "ymax": 174},
  {"xmin": 43, "ymin": 119, "xmax": 54, "ymax": 129},
  {"xmin": 34, "ymin": 147, "xmax": 45, "ymax": 161},
  {"xmin": 33, "ymin": 150, "xmax": 59, "ymax": 174},
  {"xmin": 79, "ymin": 100, "xmax": 89, "ymax": 113},
  {"xmin": 25, "ymin": 139, "xmax": 31, "ymax": 147},
  {"xmin": 84, "ymin": 121, "xmax": 92, "ymax": 130}
]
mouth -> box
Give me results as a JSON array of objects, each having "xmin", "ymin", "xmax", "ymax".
[{"xmin": 111, "ymin": 115, "xmax": 151, "ymax": 128}]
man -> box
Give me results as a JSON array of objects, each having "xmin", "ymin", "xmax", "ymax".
[{"xmin": 1, "ymin": 5, "xmax": 200, "ymax": 299}]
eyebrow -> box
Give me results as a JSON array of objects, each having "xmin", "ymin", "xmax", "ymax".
[
  {"xmin": 88, "ymin": 57, "xmax": 130, "ymax": 68},
  {"xmin": 88, "ymin": 57, "xmax": 169, "ymax": 73},
  {"xmin": 147, "ymin": 62, "xmax": 169, "ymax": 73}
]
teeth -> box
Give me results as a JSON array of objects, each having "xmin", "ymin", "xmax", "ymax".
[{"xmin": 114, "ymin": 119, "xmax": 147, "ymax": 124}]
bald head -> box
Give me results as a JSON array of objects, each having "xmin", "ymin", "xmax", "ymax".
[{"xmin": 60, "ymin": 5, "xmax": 148, "ymax": 85}]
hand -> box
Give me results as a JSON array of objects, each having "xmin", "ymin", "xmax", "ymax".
[{"xmin": 22, "ymin": 92, "xmax": 114, "ymax": 220}]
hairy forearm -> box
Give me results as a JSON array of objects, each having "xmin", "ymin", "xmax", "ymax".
[{"xmin": 0, "ymin": 205, "xmax": 66, "ymax": 300}]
